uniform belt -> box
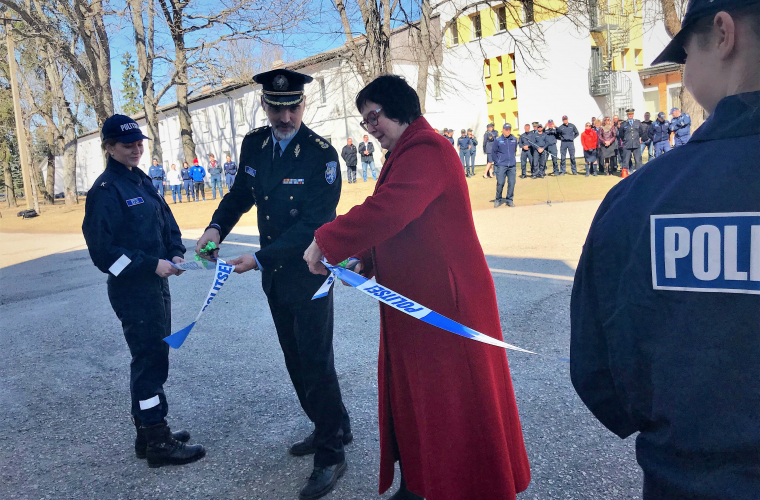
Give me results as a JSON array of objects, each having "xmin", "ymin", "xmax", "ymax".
[{"xmin": 152, "ymin": 177, "xmax": 164, "ymax": 180}]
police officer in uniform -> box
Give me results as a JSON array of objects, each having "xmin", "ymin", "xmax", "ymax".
[
  {"xmin": 557, "ymin": 115, "xmax": 579, "ymax": 175},
  {"xmin": 648, "ymin": 112, "xmax": 672, "ymax": 158},
  {"xmin": 617, "ymin": 108, "xmax": 644, "ymax": 173},
  {"xmin": 467, "ymin": 128, "xmax": 478, "ymax": 176},
  {"xmin": 518, "ymin": 124, "xmax": 534, "ymax": 179},
  {"xmin": 492, "ymin": 123, "xmax": 518, "ymax": 207},
  {"xmin": 82, "ymin": 114, "xmax": 205, "ymax": 468},
  {"xmin": 180, "ymin": 161, "xmax": 194, "ymax": 201},
  {"xmin": 149, "ymin": 158, "xmax": 165, "ymax": 198},
  {"xmin": 669, "ymin": 107, "xmax": 692, "ymax": 146},
  {"xmin": 544, "ymin": 119, "xmax": 560, "ymax": 175},
  {"xmin": 482, "ymin": 122, "xmax": 498, "ymax": 178},
  {"xmin": 532, "ymin": 124, "xmax": 549, "ymax": 178},
  {"xmin": 195, "ymin": 69, "xmax": 351, "ymax": 500},
  {"xmin": 223, "ymin": 154, "xmax": 238, "ymax": 190},
  {"xmin": 571, "ymin": 0, "xmax": 760, "ymax": 498},
  {"xmin": 457, "ymin": 129, "xmax": 472, "ymax": 176}
]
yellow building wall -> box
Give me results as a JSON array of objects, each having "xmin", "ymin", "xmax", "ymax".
[
  {"xmin": 588, "ymin": 0, "xmax": 645, "ymax": 70},
  {"xmin": 484, "ymin": 54, "xmax": 519, "ymax": 130}
]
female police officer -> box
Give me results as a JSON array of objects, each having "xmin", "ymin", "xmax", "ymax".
[{"xmin": 82, "ymin": 114, "xmax": 205, "ymax": 468}]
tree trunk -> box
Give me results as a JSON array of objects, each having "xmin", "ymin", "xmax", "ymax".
[
  {"xmin": 175, "ymin": 38, "xmax": 197, "ymax": 164},
  {"xmin": 129, "ymin": 0, "xmax": 163, "ymax": 163},
  {"xmin": 659, "ymin": 0, "xmax": 705, "ymax": 130},
  {"xmin": 61, "ymin": 115, "xmax": 78, "ymax": 205},
  {"xmin": 2, "ymin": 151, "xmax": 16, "ymax": 207},
  {"xmin": 416, "ymin": 0, "xmax": 432, "ymax": 114}
]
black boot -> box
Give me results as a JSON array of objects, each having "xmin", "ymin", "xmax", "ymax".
[
  {"xmin": 299, "ymin": 460, "xmax": 347, "ymax": 500},
  {"xmin": 133, "ymin": 417, "xmax": 191, "ymax": 459},
  {"xmin": 143, "ymin": 421, "xmax": 205, "ymax": 468},
  {"xmin": 389, "ymin": 472, "xmax": 424, "ymax": 500},
  {"xmin": 289, "ymin": 428, "xmax": 353, "ymax": 456}
]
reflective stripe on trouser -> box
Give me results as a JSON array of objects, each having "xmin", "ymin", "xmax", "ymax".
[
  {"xmin": 560, "ymin": 141, "xmax": 576, "ymax": 173},
  {"xmin": 107, "ymin": 277, "xmax": 171, "ymax": 425}
]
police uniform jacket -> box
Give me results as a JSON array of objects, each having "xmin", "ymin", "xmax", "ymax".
[
  {"xmin": 648, "ymin": 120, "xmax": 671, "ymax": 143},
  {"xmin": 544, "ymin": 127, "xmax": 560, "ymax": 146},
  {"xmin": 83, "ymin": 157, "xmax": 185, "ymax": 283},
  {"xmin": 492, "ymin": 133, "xmax": 518, "ymax": 166},
  {"xmin": 533, "ymin": 132, "xmax": 549, "ymax": 151},
  {"xmin": 557, "ymin": 123, "xmax": 579, "ymax": 142},
  {"xmin": 617, "ymin": 119, "xmax": 643, "ymax": 149},
  {"xmin": 210, "ymin": 124, "xmax": 341, "ymax": 303},
  {"xmin": 148, "ymin": 164, "xmax": 164, "ymax": 180},
  {"xmin": 670, "ymin": 113, "xmax": 692, "ymax": 138},
  {"xmin": 517, "ymin": 132, "xmax": 533, "ymax": 151},
  {"xmin": 640, "ymin": 120, "xmax": 653, "ymax": 143},
  {"xmin": 456, "ymin": 136, "xmax": 471, "ymax": 150},
  {"xmin": 483, "ymin": 130, "xmax": 498, "ymax": 153},
  {"xmin": 181, "ymin": 167, "xmax": 192, "ymax": 181},
  {"xmin": 223, "ymin": 161, "xmax": 238, "ymax": 175},
  {"xmin": 570, "ymin": 91, "xmax": 760, "ymax": 500},
  {"xmin": 468, "ymin": 136, "xmax": 478, "ymax": 151}
]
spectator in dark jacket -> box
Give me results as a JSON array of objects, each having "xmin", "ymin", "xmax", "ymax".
[
  {"xmin": 597, "ymin": 117, "xmax": 618, "ymax": 176},
  {"xmin": 640, "ymin": 112, "xmax": 654, "ymax": 163},
  {"xmin": 341, "ymin": 138, "xmax": 358, "ymax": 183}
]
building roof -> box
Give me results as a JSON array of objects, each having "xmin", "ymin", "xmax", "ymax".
[{"xmin": 638, "ymin": 63, "xmax": 682, "ymax": 79}]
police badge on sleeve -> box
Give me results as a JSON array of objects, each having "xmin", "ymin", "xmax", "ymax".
[{"xmin": 325, "ymin": 161, "xmax": 337, "ymax": 184}]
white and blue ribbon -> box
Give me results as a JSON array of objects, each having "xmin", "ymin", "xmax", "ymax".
[
  {"xmin": 314, "ymin": 259, "xmax": 537, "ymax": 355},
  {"xmin": 164, "ymin": 259, "xmax": 235, "ymax": 349}
]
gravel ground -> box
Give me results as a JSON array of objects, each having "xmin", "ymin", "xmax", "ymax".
[{"xmin": 0, "ymin": 204, "xmax": 641, "ymax": 500}]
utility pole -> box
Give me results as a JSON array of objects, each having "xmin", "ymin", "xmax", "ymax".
[{"xmin": 4, "ymin": 13, "xmax": 39, "ymax": 213}]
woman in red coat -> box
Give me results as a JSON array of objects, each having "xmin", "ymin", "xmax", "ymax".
[{"xmin": 304, "ymin": 75, "xmax": 530, "ymax": 500}]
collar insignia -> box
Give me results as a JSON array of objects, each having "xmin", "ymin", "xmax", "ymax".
[
  {"xmin": 294, "ymin": 144, "xmax": 301, "ymax": 158},
  {"xmin": 262, "ymin": 136, "xmax": 270, "ymax": 149}
]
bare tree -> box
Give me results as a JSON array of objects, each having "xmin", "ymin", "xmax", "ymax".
[{"xmin": 207, "ymin": 39, "xmax": 284, "ymax": 84}]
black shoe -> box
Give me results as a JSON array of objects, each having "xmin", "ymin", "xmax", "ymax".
[
  {"xmin": 299, "ymin": 460, "xmax": 347, "ymax": 500},
  {"xmin": 143, "ymin": 421, "xmax": 205, "ymax": 468},
  {"xmin": 494, "ymin": 199, "xmax": 503, "ymax": 208},
  {"xmin": 289, "ymin": 429, "xmax": 353, "ymax": 457},
  {"xmin": 506, "ymin": 201, "xmax": 515, "ymax": 207},
  {"xmin": 133, "ymin": 417, "xmax": 190, "ymax": 459},
  {"xmin": 571, "ymin": 171, "xmax": 577, "ymax": 175},
  {"xmin": 520, "ymin": 174, "xmax": 527, "ymax": 179},
  {"xmin": 389, "ymin": 484, "xmax": 425, "ymax": 500}
]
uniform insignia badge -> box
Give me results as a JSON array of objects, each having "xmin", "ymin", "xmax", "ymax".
[
  {"xmin": 245, "ymin": 166, "xmax": 257, "ymax": 177},
  {"xmin": 325, "ymin": 162, "xmax": 337, "ymax": 185},
  {"xmin": 273, "ymin": 74, "xmax": 288, "ymax": 91},
  {"xmin": 125, "ymin": 197, "xmax": 144, "ymax": 207},
  {"xmin": 262, "ymin": 136, "xmax": 270, "ymax": 149},
  {"xmin": 100, "ymin": 182, "xmax": 107, "ymax": 187},
  {"xmin": 294, "ymin": 144, "xmax": 301, "ymax": 157},
  {"xmin": 321, "ymin": 142, "xmax": 329, "ymax": 149}
]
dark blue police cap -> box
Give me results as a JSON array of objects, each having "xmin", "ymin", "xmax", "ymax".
[
  {"xmin": 652, "ymin": 0, "xmax": 760, "ymax": 65},
  {"xmin": 253, "ymin": 68, "xmax": 313, "ymax": 107},
  {"xmin": 101, "ymin": 114, "xmax": 150, "ymax": 144}
]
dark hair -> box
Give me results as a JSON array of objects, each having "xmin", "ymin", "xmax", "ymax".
[
  {"xmin": 355, "ymin": 74, "xmax": 421, "ymax": 125},
  {"xmin": 101, "ymin": 138, "xmax": 118, "ymax": 151},
  {"xmin": 691, "ymin": 4, "xmax": 760, "ymax": 48}
]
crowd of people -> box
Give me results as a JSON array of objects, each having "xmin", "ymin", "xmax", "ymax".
[
  {"xmin": 148, "ymin": 153, "xmax": 239, "ymax": 203},
  {"xmin": 340, "ymin": 135, "xmax": 378, "ymax": 183}
]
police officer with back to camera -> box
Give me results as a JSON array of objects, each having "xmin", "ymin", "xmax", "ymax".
[
  {"xmin": 669, "ymin": 107, "xmax": 692, "ymax": 146},
  {"xmin": 557, "ymin": 115, "xmax": 579, "ymax": 175},
  {"xmin": 648, "ymin": 112, "xmax": 672, "ymax": 158},
  {"xmin": 617, "ymin": 108, "xmax": 644, "ymax": 173},
  {"xmin": 82, "ymin": 114, "xmax": 206, "ymax": 469},
  {"xmin": 149, "ymin": 158, "xmax": 165, "ymax": 198},
  {"xmin": 518, "ymin": 123, "xmax": 534, "ymax": 179},
  {"xmin": 571, "ymin": 0, "xmax": 760, "ymax": 497},
  {"xmin": 544, "ymin": 119, "xmax": 560, "ymax": 175},
  {"xmin": 194, "ymin": 68, "xmax": 351, "ymax": 500},
  {"xmin": 492, "ymin": 123, "xmax": 518, "ymax": 208}
]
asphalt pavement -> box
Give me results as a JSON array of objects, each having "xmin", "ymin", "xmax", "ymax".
[{"xmin": 0, "ymin": 205, "xmax": 642, "ymax": 500}]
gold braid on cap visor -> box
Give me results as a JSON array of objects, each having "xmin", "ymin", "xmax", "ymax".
[{"xmin": 263, "ymin": 93, "xmax": 304, "ymax": 106}]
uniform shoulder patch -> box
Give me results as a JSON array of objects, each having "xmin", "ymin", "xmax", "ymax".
[
  {"xmin": 325, "ymin": 161, "xmax": 337, "ymax": 184},
  {"xmin": 246, "ymin": 125, "xmax": 270, "ymax": 136}
]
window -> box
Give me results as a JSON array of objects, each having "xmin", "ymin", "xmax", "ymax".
[
  {"xmin": 235, "ymin": 98, "xmax": 244, "ymax": 124},
  {"xmin": 634, "ymin": 49, "xmax": 642, "ymax": 65},
  {"xmin": 620, "ymin": 49, "xmax": 627, "ymax": 70},
  {"xmin": 509, "ymin": 53, "xmax": 516, "ymax": 72},
  {"xmin": 217, "ymin": 104, "xmax": 227, "ymax": 128},
  {"xmin": 484, "ymin": 59, "xmax": 491, "ymax": 77},
  {"xmin": 472, "ymin": 14, "xmax": 482, "ymax": 39},
  {"xmin": 512, "ymin": 80, "xmax": 518, "ymax": 98},
  {"xmin": 433, "ymin": 71, "xmax": 441, "ymax": 99},
  {"xmin": 500, "ymin": 113, "xmax": 507, "ymax": 127},
  {"xmin": 450, "ymin": 23, "xmax": 459, "ymax": 45},
  {"xmin": 486, "ymin": 84, "xmax": 492, "ymax": 103},
  {"xmin": 668, "ymin": 85, "xmax": 682, "ymax": 110},
  {"xmin": 523, "ymin": 0, "xmax": 535, "ymax": 24},
  {"xmin": 499, "ymin": 82, "xmax": 505, "ymax": 101},
  {"xmin": 489, "ymin": 114, "xmax": 495, "ymax": 125},
  {"xmin": 318, "ymin": 77, "xmax": 327, "ymax": 104},
  {"xmin": 497, "ymin": 56, "xmax": 503, "ymax": 75},
  {"xmin": 496, "ymin": 6, "xmax": 507, "ymax": 31}
]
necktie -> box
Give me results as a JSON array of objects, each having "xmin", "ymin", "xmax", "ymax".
[{"xmin": 274, "ymin": 142, "xmax": 282, "ymax": 160}]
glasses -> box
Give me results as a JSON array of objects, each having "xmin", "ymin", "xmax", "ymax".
[{"xmin": 360, "ymin": 107, "xmax": 383, "ymax": 131}]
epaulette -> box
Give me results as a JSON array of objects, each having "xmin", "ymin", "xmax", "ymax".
[
  {"xmin": 306, "ymin": 132, "xmax": 331, "ymax": 150},
  {"xmin": 246, "ymin": 125, "xmax": 270, "ymax": 136}
]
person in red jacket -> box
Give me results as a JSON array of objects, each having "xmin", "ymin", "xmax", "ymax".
[
  {"xmin": 581, "ymin": 123, "xmax": 599, "ymax": 176},
  {"xmin": 303, "ymin": 75, "xmax": 530, "ymax": 500}
]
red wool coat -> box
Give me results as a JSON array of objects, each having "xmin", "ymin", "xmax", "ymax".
[{"xmin": 314, "ymin": 117, "xmax": 531, "ymax": 499}]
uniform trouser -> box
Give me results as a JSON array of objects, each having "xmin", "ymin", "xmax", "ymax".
[
  {"xmin": 546, "ymin": 144, "xmax": 559, "ymax": 174},
  {"xmin": 346, "ymin": 165, "xmax": 357, "ymax": 183},
  {"xmin": 533, "ymin": 150, "xmax": 547, "ymax": 177},
  {"xmin": 170, "ymin": 185, "xmax": 181, "ymax": 202},
  {"xmin": 560, "ymin": 141, "xmax": 577, "ymax": 173},
  {"xmin": 210, "ymin": 176, "xmax": 223, "ymax": 199},
  {"xmin": 183, "ymin": 180, "xmax": 194, "ymax": 201},
  {"xmin": 193, "ymin": 181, "xmax": 205, "ymax": 200},
  {"xmin": 674, "ymin": 134, "xmax": 690, "ymax": 147},
  {"xmin": 469, "ymin": 149, "xmax": 477, "ymax": 175},
  {"xmin": 494, "ymin": 164, "xmax": 516, "ymax": 202},
  {"xmin": 641, "ymin": 140, "xmax": 653, "ymax": 162},
  {"xmin": 653, "ymin": 140, "xmax": 672, "ymax": 158},
  {"xmin": 267, "ymin": 284, "xmax": 349, "ymax": 467},
  {"xmin": 459, "ymin": 150, "xmax": 469, "ymax": 173},
  {"xmin": 622, "ymin": 148, "xmax": 643, "ymax": 172},
  {"xmin": 520, "ymin": 150, "xmax": 533, "ymax": 176},
  {"xmin": 152, "ymin": 179, "xmax": 164, "ymax": 197},
  {"xmin": 361, "ymin": 160, "xmax": 377, "ymax": 181},
  {"xmin": 225, "ymin": 173, "xmax": 236, "ymax": 189},
  {"xmin": 108, "ymin": 277, "xmax": 171, "ymax": 426}
]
